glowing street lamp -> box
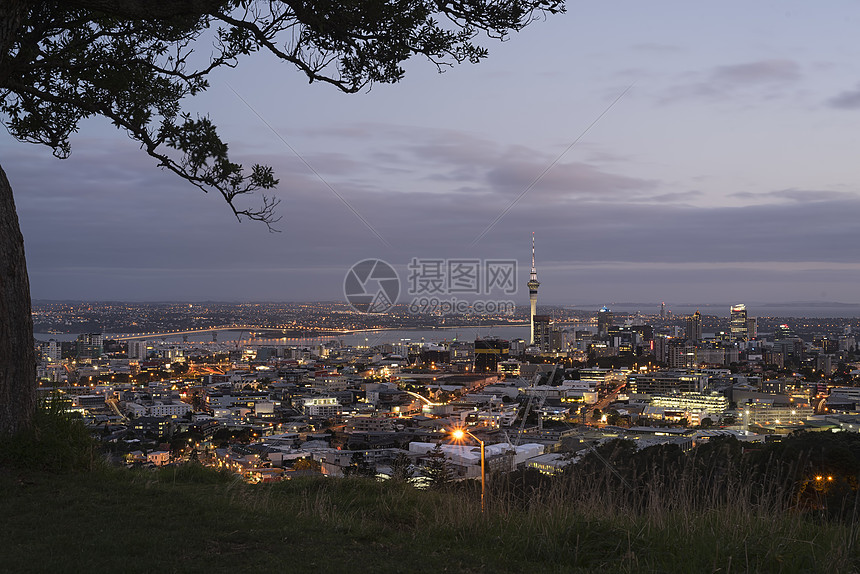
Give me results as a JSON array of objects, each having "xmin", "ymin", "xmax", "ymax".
[{"xmin": 451, "ymin": 428, "xmax": 485, "ymax": 513}]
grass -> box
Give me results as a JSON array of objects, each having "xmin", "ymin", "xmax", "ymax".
[
  {"xmin": 0, "ymin": 464, "xmax": 857, "ymax": 574},
  {"xmin": 0, "ymin": 397, "xmax": 99, "ymax": 473},
  {"xmin": 1, "ymin": 415, "xmax": 858, "ymax": 573}
]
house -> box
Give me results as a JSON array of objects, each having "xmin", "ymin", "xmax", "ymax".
[{"xmin": 147, "ymin": 451, "xmax": 170, "ymax": 466}]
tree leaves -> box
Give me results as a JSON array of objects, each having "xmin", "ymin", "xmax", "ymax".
[{"xmin": 1, "ymin": 0, "xmax": 564, "ymax": 226}]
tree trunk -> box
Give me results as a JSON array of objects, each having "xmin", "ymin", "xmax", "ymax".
[{"xmin": 0, "ymin": 162, "xmax": 36, "ymax": 435}]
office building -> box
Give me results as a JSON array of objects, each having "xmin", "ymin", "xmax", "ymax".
[
  {"xmin": 746, "ymin": 317, "xmax": 757, "ymax": 340},
  {"xmin": 475, "ymin": 338, "xmax": 510, "ymax": 372},
  {"xmin": 686, "ymin": 310, "xmax": 702, "ymax": 343},
  {"xmin": 533, "ymin": 314, "xmax": 553, "ymax": 353},
  {"xmin": 76, "ymin": 333, "xmax": 104, "ymax": 359},
  {"xmin": 627, "ymin": 370, "xmax": 709, "ymax": 395},
  {"xmin": 597, "ymin": 306, "xmax": 613, "ymax": 337},
  {"xmin": 730, "ymin": 304, "xmax": 748, "ymax": 341}
]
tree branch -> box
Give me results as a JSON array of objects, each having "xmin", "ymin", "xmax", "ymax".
[{"xmin": 61, "ymin": 0, "xmax": 232, "ymax": 20}]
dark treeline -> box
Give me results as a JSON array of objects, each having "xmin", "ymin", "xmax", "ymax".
[{"xmin": 481, "ymin": 432, "xmax": 860, "ymax": 522}]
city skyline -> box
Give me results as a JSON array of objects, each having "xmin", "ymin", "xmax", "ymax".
[
  {"xmin": 5, "ymin": 2, "xmax": 860, "ymax": 303},
  {"xmin": 5, "ymin": 6, "xmax": 860, "ymax": 568}
]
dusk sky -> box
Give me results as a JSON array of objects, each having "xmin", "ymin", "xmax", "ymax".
[{"xmin": 5, "ymin": 1, "xmax": 860, "ymax": 308}]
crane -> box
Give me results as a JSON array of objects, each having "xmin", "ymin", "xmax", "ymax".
[{"xmin": 513, "ymin": 368, "xmax": 552, "ymax": 446}]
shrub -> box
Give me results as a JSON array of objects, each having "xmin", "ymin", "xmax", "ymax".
[{"xmin": 0, "ymin": 394, "xmax": 98, "ymax": 473}]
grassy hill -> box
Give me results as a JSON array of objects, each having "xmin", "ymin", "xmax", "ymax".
[
  {"xmin": 1, "ymin": 410, "xmax": 859, "ymax": 573},
  {"xmin": 1, "ymin": 462, "xmax": 858, "ymax": 574}
]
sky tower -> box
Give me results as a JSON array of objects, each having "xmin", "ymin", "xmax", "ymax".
[{"xmin": 528, "ymin": 232, "xmax": 540, "ymax": 345}]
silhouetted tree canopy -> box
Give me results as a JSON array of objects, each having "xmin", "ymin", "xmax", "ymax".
[
  {"xmin": 1, "ymin": 0, "xmax": 564, "ymax": 226},
  {"xmin": 0, "ymin": 0, "xmax": 564, "ymax": 435}
]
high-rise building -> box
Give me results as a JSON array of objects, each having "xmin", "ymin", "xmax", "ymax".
[
  {"xmin": 76, "ymin": 333, "xmax": 103, "ymax": 359},
  {"xmin": 527, "ymin": 233, "xmax": 540, "ymax": 345},
  {"xmin": 533, "ymin": 315, "xmax": 553, "ymax": 353},
  {"xmin": 630, "ymin": 324, "xmax": 653, "ymax": 342},
  {"xmin": 448, "ymin": 340, "xmax": 475, "ymax": 367},
  {"xmin": 597, "ymin": 306, "xmax": 613, "ymax": 337},
  {"xmin": 686, "ymin": 310, "xmax": 702, "ymax": 342},
  {"xmin": 45, "ymin": 339, "xmax": 60, "ymax": 362},
  {"xmin": 666, "ymin": 338, "xmax": 697, "ymax": 368},
  {"xmin": 730, "ymin": 304, "xmax": 748, "ymax": 341},
  {"xmin": 509, "ymin": 338, "xmax": 527, "ymax": 356},
  {"xmin": 775, "ymin": 324, "xmax": 794, "ymax": 340},
  {"xmin": 474, "ymin": 338, "xmax": 510, "ymax": 372},
  {"xmin": 561, "ymin": 328, "xmax": 577, "ymax": 352},
  {"xmin": 128, "ymin": 340, "xmax": 150, "ymax": 360},
  {"xmin": 746, "ymin": 317, "xmax": 757, "ymax": 341}
]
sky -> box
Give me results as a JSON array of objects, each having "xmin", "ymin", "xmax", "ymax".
[{"xmin": 5, "ymin": 1, "xmax": 860, "ymax": 310}]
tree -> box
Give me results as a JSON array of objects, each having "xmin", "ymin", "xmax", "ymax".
[
  {"xmin": 343, "ymin": 450, "xmax": 375, "ymax": 478},
  {"xmin": 389, "ymin": 451, "xmax": 413, "ymax": 482},
  {"xmin": 424, "ymin": 442, "xmax": 451, "ymax": 488},
  {"xmin": 0, "ymin": 0, "xmax": 564, "ymax": 435},
  {"xmin": 605, "ymin": 408, "xmax": 621, "ymax": 426},
  {"xmin": 292, "ymin": 457, "xmax": 321, "ymax": 472}
]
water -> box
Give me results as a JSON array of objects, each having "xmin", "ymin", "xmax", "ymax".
[
  {"xmin": 36, "ymin": 326, "xmax": 532, "ymax": 346},
  {"xmin": 34, "ymin": 333, "xmax": 79, "ymax": 342},
  {"xmin": 34, "ymin": 301, "xmax": 860, "ymax": 345},
  {"xmin": 335, "ymin": 326, "xmax": 531, "ymax": 347}
]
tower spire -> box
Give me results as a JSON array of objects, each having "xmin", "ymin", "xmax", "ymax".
[
  {"xmin": 528, "ymin": 232, "xmax": 540, "ymax": 290},
  {"xmin": 528, "ymin": 232, "xmax": 540, "ymax": 345}
]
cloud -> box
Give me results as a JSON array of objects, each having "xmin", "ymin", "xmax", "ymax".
[
  {"xmin": 291, "ymin": 124, "xmax": 661, "ymax": 204},
  {"xmin": 730, "ymin": 189, "xmax": 854, "ymax": 202},
  {"xmin": 711, "ymin": 60, "xmax": 801, "ymax": 84},
  {"xmin": 8, "ymin": 124, "xmax": 860, "ymax": 303},
  {"xmin": 585, "ymin": 149, "xmax": 633, "ymax": 164},
  {"xmin": 637, "ymin": 190, "xmax": 703, "ymax": 203},
  {"xmin": 661, "ymin": 59, "xmax": 801, "ymax": 103},
  {"xmin": 631, "ymin": 43, "xmax": 683, "ymax": 54},
  {"xmin": 828, "ymin": 83, "xmax": 860, "ymax": 109},
  {"xmin": 485, "ymin": 159, "xmax": 656, "ymax": 200},
  {"xmin": 354, "ymin": 127, "xmax": 659, "ymax": 200}
]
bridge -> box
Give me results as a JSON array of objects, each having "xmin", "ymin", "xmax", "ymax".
[{"xmin": 110, "ymin": 325, "xmax": 347, "ymax": 341}]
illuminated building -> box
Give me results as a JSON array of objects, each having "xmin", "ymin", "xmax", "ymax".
[
  {"xmin": 650, "ymin": 392, "xmax": 729, "ymax": 414},
  {"xmin": 741, "ymin": 402, "xmax": 812, "ymax": 427},
  {"xmin": 448, "ymin": 340, "xmax": 475, "ymax": 367},
  {"xmin": 303, "ymin": 397, "xmax": 341, "ymax": 418},
  {"xmin": 686, "ymin": 310, "xmax": 702, "ymax": 343},
  {"xmin": 597, "ymin": 306, "xmax": 613, "ymax": 337},
  {"xmin": 746, "ymin": 317, "xmax": 757, "ymax": 340},
  {"xmin": 76, "ymin": 332, "xmax": 104, "ymax": 359},
  {"xmin": 127, "ymin": 340, "xmax": 148, "ymax": 360},
  {"xmin": 533, "ymin": 314, "xmax": 553, "ymax": 353},
  {"xmin": 627, "ymin": 370, "xmax": 708, "ymax": 394},
  {"xmin": 666, "ymin": 338, "xmax": 696, "ymax": 368},
  {"xmin": 730, "ymin": 304, "xmax": 748, "ymax": 341},
  {"xmin": 44, "ymin": 339, "xmax": 60, "ymax": 362},
  {"xmin": 775, "ymin": 324, "xmax": 794, "ymax": 340},
  {"xmin": 475, "ymin": 338, "xmax": 510, "ymax": 372}
]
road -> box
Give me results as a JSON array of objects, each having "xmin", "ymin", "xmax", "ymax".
[
  {"xmin": 106, "ymin": 397, "xmax": 127, "ymax": 421},
  {"xmin": 585, "ymin": 381, "xmax": 627, "ymax": 418}
]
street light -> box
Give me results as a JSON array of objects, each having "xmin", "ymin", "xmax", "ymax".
[{"xmin": 451, "ymin": 428, "xmax": 485, "ymax": 513}]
